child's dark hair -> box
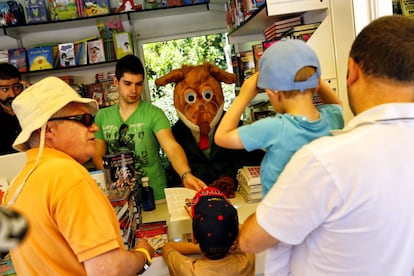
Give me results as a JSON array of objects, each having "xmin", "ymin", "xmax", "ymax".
[{"xmin": 115, "ymin": 54, "xmax": 145, "ymax": 80}]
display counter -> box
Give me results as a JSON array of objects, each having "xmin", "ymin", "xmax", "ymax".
[{"xmin": 141, "ymin": 193, "xmax": 265, "ymax": 276}]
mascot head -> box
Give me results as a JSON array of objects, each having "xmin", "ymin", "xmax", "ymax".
[{"xmin": 155, "ymin": 62, "xmax": 236, "ymax": 150}]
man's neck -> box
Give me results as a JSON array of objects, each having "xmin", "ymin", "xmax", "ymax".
[{"xmin": 119, "ymin": 100, "xmax": 140, "ymax": 122}]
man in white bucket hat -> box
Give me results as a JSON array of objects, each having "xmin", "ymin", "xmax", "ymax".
[{"xmin": 3, "ymin": 76, "xmax": 155, "ymax": 275}]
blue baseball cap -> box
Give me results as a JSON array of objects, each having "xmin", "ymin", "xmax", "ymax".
[{"xmin": 257, "ymin": 38, "xmax": 321, "ymax": 92}]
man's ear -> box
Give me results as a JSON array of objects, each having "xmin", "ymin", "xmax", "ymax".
[
  {"xmin": 347, "ymin": 57, "xmax": 360, "ymax": 87},
  {"xmin": 265, "ymin": 89, "xmax": 280, "ymax": 101}
]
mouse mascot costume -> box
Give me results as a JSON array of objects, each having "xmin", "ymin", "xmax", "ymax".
[{"xmin": 155, "ymin": 62, "xmax": 263, "ymax": 198}]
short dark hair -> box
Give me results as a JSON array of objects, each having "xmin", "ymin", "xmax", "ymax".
[
  {"xmin": 0, "ymin": 63, "xmax": 21, "ymax": 81},
  {"xmin": 115, "ymin": 55, "xmax": 145, "ymax": 81},
  {"xmin": 349, "ymin": 15, "xmax": 414, "ymax": 83}
]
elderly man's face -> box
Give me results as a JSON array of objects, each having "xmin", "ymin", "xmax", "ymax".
[{"xmin": 47, "ymin": 102, "xmax": 98, "ymax": 164}]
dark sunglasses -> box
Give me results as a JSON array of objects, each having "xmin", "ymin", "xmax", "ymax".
[
  {"xmin": 0, "ymin": 83, "xmax": 24, "ymax": 93},
  {"xmin": 48, "ymin": 114, "xmax": 95, "ymax": 127},
  {"xmin": 118, "ymin": 123, "xmax": 129, "ymax": 146}
]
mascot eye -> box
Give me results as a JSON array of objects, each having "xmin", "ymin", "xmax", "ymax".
[
  {"xmin": 202, "ymin": 89, "xmax": 213, "ymax": 102},
  {"xmin": 185, "ymin": 91, "xmax": 197, "ymax": 104}
]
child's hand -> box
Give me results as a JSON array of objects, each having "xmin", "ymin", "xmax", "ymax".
[{"xmin": 239, "ymin": 72, "xmax": 260, "ymax": 100}]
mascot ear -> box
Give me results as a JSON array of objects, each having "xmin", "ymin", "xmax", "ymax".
[
  {"xmin": 155, "ymin": 69, "xmax": 185, "ymax": 86},
  {"xmin": 207, "ymin": 63, "xmax": 237, "ymax": 84}
]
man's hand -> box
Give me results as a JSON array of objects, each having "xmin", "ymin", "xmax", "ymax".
[{"xmin": 182, "ymin": 173, "xmax": 207, "ymax": 191}]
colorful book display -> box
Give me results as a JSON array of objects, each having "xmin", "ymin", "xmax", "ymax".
[
  {"xmin": 58, "ymin": 43, "xmax": 76, "ymax": 67},
  {"xmin": 87, "ymin": 39, "xmax": 106, "ymax": 64},
  {"xmin": 113, "ymin": 32, "xmax": 133, "ymax": 59},
  {"xmin": 23, "ymin": 0, "xmax": 49, "ymax": 23},
  {"xmin": 27, "ymin": 46, "xmax": 54, "ymax": 71},
  {"xmin": 48, "ymin": 0, "xmax": 79, "ymax": 21},
  {"xmin": 80, "ymin": 0, "xmax": 111, "ymax": 17},
  {"xmin": 8, "ymin": 48, "xmax": 27, "ymax": 73}
]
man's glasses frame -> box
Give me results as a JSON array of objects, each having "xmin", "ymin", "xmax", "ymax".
[
  {"xmin": 0, "ymin": 83, "xmax": 24, "ymax": 93},
  {"xmin": 48, "ymin": 114, "xmax": 95, "ymax": 127}
]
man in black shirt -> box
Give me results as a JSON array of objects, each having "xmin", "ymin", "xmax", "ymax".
[{"xmin": 0, "ymin": 64, "xmax": 28, "ymax": 155}]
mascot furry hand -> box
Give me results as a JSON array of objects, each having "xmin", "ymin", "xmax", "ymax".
[{"xmin": 155, "ymin": 62, "xmax": 238, "ymax": 197}]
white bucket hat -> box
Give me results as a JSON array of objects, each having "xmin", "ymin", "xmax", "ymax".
[{"xmin": 12, "ymin": 76, "xmax": 99, "ymax": 152}]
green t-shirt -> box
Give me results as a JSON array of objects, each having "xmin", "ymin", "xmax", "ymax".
[{"xmin": 95, "ymin": 101, "xmax": 171, "ymax": 200}]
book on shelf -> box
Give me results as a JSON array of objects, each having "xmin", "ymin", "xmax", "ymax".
[
  {"xmin": 237, "ymin": 50, "xmax": 255, "ymax": 84},
  {"xmin": 58, "ymin": 43, "xmax": 76, "ymax": 68},
  {"xmin": 87, "ymin": 39, "xmax": 106, "ymax": 64},
  {"xmin": 8, "ymin": 48, "xmax": 27, "ymax": 73},
  {"xmin": 285, "ymin": 28, "xmax": 317, "ymax": 42},
  {"xmin": 400, "ymin": 0, "xmax": 414, "ymax": 17},
  {"xmin": 85, "ymin": 82, "xmax": 105, "ymax": 106},
  {"xmin": 252, "ymin": 43, "xmax": 263, "ymax": 71},
  {"xmin": 27, "ymin": 46, "xmax": 54, "ymax": 71},
  {"xmin": 23, "ymin": 0, "xmax": 49, "ymax": 23},
  {"xmin": 262, "ymin": 39, "xmax": 279, "ymax": 51},
  {"xmin": 48, "ymin": 0, "xmax": 79, "ymax": 21},
  {"xmin": 103, "ymin": 38, "xmax": 116, "ymax": 62},
  {"xmin": 113, "ymin": 32, "xmax": 134, "ymax": 59},
  {"xmin": 73, "ymin": 36, "xmax": 97, "ymax": 66},
  {"xmin": 80, "ymin": 0, "xmax": 111, "ymax": 17},
  {"xmin": 136, "ymin": 220, "xmax": 168, "ymax": 256},
  {"xmin": 164, "ymin": 187, "xmax": 196, "ymax": 222},
  {"xmin": 96, "ymin": 17, "xmax": 125, "ymax": 40}
]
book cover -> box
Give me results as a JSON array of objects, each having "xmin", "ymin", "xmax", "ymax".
[
  {"xmin": 252, "ymin": 43, "xmax": 263, "ymax": 71},
  {"xmin": 113, "ymin": 32, "xmax": 133, "ymax": 59},
  {"xmin": 85, "ymin": 82, "xmax": 105, "ymax": 106},
  {"xmin": 48, "ymin": 0, "xmax": 79, "ymax": 21},
  {"xmin": 87, "ymin": 39, "xmax": 106, "ymax": 64},
  {"xmin": 400, "ymin": 0, "xmax": 414, "ymax": 17},
  {"xmin": 81, "ymin": 0, "xmax": 110, "ymax": 17},
  {"xmin": 96, "ymin": 17, "xmax": 124, "ymax": 40},
  {"xmin": 27, "ymin": 46, "xmax": 54, "ymax": 71},
  {"xmin": 136, "ymin": 220, "xmax": 168, "ymax": 256},
  {"xmin": 58, "ymin": 42, "xmax": 76, "ymax": 68},
  {"xmin": 237, "ymin": 50, "xmax": 255, "ymax": 84},
  {"xmin": 24, "ymin": 0, "xmax": 49, "ymax": 23},
  {"xmin": 102, "ymin": 152, "xmax": 137, "ymax": 192},
  {"xmin": 8, "ymin": 48, "xmax": 27, "ymax": 73}
]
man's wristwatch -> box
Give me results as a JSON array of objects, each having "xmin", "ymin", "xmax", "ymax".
[{"xmin": 134, "ymin": 248, "xmax": 152, "ymax": 274}]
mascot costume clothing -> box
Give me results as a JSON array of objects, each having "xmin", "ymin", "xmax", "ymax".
[{"xmin": 155, "ymin": 62, "xmax": 263, "ymax": 197}]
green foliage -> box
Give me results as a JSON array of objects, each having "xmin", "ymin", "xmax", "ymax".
[{"xmin": 143, "ymin": 33, "xmax": 235, "ymax": 124}]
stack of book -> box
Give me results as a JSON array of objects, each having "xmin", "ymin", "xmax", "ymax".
[
  {"xmin": 136, "ymin": 220, "xmax": 168, "ymax": 256},
  {"xmin": 237, "ymin": 166, "xmax": 262, "ymax": 203},
  {"xmin": 110, "ymin": 188, "xmax": 142, "ymax": 249},
  {"xmin": 263, "ymin": 15, "xmax": 303, "ymax": 41},
  {"xmin": 284, "ymin": 22, "xmax": 321, "ymax": 42}
]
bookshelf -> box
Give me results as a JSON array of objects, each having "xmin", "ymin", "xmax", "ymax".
[
  {"xmin": 0, "ymin": 2, "xmax": 211, "ymax": 83},
  {"xmin": 227, "ymin": 0, "xmax": 358, "ymax": 123}
]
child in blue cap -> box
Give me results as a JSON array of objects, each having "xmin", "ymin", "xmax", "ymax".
[{"xmin": 215, "ymin": 38, "xmax": 344, "ymax": 196}]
